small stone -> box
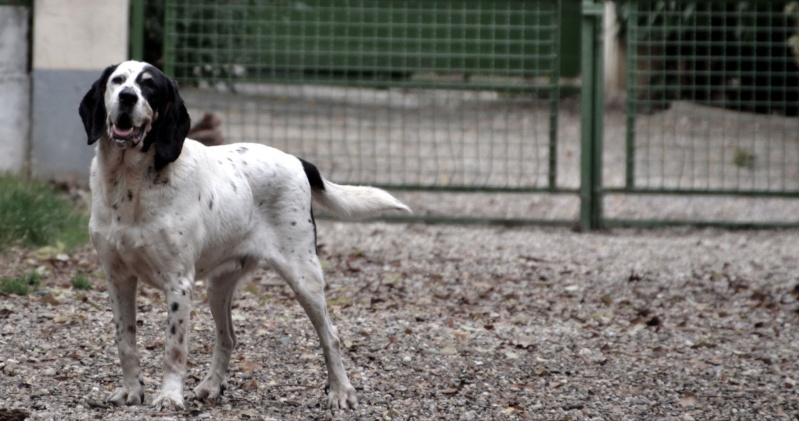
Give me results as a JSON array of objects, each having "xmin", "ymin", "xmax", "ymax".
[{"xmin": 460, "ymin": 411, "xmax": 477, "ymax": 420}]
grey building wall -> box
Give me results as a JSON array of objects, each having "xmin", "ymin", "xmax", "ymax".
[
  {"xmin": 30, "ymin": 69, "xmax": 99, "ymax": 180},
  {"xmin": 0, "ymin": 6, "xmax": 31, "ymax": 174}
]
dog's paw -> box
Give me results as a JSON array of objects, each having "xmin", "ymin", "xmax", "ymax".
[
  {"xmin": 326, "ymin": 382, "xmax": 358, "ymax": 410},
  {"xmin": 192, "ymin": 378, "xmax": 227, "ymax": 402},
  {"xmin": 152, "ymin": 389, "xmax": 185, "ymax": 411},
  {"xmin": 108, "ymin": 384, "xmax": 145, "ymax": 406}
]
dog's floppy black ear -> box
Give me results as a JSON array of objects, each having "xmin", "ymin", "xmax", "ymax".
[
  {"xmin": 152, "ymin": 79, "xmax": 191, "ymax": 171},
  {"xmin": 79, "ymin": 64, "xmax": 118, "ymax": 145}
]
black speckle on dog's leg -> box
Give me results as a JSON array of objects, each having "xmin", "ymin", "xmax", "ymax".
[
  {"xmin": 179, "ymin": 318, "xmax": 184, "ymax": 325},
  {"xmin": 309, "ymin": 209, "xmax": 318, "ymax": 252},
  {"xmin": 170, "ymin": 323, "xmax": 176, "ymax": 336},
  {"xmin": 291, "ymin": 221, "xmax": 296, "ymax": 226},
  {"xmin": 117, "ymin": 216, "xmax": 121, "ymax": 222},
  {"xmin": 230, "ymin": 181, "xmax": 237, "ymax": 193},
  {"xmin": 112, "ymin": 203, "xmax": 118, "ymax": 210},
  {"xmin": 171, "ymin": 302, "xmax": 179, "ymax": 312},
  {"xmin": 128, "ymin": 325, "xmax": 136, "ymax": 334},
  {"xmin": 208, "ymin": 198, "xmax": 214, "ymax": 210},
  {"xmin": 127, "ymin": 190, "xmax": 133, "ymax": 201},
  {"xmin": 182, "ymin": 289, "xmax": 186, "ymax": 296}
]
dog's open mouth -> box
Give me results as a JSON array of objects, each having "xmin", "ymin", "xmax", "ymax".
[{"xmin": 110, "ymin": 124, "xmax": 144, "ymax": 147}]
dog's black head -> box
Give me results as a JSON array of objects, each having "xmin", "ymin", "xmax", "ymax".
[{"xmin": 79, "ymin": 61, "xmax": 191, "ymax": 171}]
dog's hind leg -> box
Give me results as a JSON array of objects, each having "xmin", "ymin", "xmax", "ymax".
[
  {"xmin": 193, "ymin": 258, "xmax": 256, "ymax": 402},
  {"xmin": 272, "ymin": 254, "xmax": 358, "ymax": 410},
  {"xmin": 106, "ymin": 275, "xmax": 145, "ymax": 406}
]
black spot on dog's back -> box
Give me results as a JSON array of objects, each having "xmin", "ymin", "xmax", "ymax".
[{"xmin": 298, "ymin": 158, "xmax": 325, "ymax": 191}]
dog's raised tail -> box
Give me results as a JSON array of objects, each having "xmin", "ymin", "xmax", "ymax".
[{"xmin": 300, "ymin": 158, "xmax": 411, "ymax": 219}]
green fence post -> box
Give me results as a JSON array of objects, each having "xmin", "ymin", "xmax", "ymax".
[
  {"xmin": 129, "ymin": 0, "xmax": 144, "ymax": 61},
  {"xmin": 163, "ymin": 0, "xmax": 174, "ymax": 77},
  {"xmin": 548, "ymin": 1, "xmax": 562, "ymax": 191},
  {"xmin": 579, "ymin": 0, "xmax": 604, "ymax": 231}
]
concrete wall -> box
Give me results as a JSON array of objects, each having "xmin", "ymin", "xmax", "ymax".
[
  {"xmin": 0, "ymin": 6, "xmax": 31, "ymax": 175},
  {"xmin": 30, "ymin": 0, "xmax": 129, "ymax": 181}
]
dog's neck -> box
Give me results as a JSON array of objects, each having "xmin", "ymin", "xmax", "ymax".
[{"xmin": 94, "ymin": 136, "xmax": 159, "ymax": 220}]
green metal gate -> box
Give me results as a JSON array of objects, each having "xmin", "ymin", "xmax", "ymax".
[
  {"xmin": 155, "ymin": 0, "xmax": 799, "ymax": 228},
  {"xmin": 161, "ymin": 0, "xmax": 576, "ymax": 225},
  {"xmin": 603, "ymin": 0, "xmax": 799, "ymax": 228}
]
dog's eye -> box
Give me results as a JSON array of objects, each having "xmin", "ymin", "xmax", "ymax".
[
  {"xmin": 111, "ymin": 75, "xmax": 125, "ymax": 85},
  {"xmin": 140, "ymin": 78, "xmax": 156, "ymax": 90}
]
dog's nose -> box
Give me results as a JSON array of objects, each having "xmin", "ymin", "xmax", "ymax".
[{"xmin": 118, "ymin": 88, "xmax": 138, "ymax": 106}]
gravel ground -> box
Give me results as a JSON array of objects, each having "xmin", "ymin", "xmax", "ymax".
[{"xmin": 1, "ymin": 221, "xmax": 798, "ymax": 420}]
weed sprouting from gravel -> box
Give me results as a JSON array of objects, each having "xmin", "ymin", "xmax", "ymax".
[
  {"xmin": 0, "ymin": 272, "xmax": 41, "ymax": 295},
  {"xmin": 70, "ymin": 275, "xmax": 92, "ymax": 291}
]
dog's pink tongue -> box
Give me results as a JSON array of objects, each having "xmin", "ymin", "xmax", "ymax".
[{"xmin": 113, "ymin": 126, "xmax": 134, "ymax": 137}]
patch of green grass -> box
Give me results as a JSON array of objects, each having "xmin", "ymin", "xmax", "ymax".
[
  {"xmin": 0, "ymin": 175, "xmax": 89, "ymax": 250},
  {"xmin": 70, "ymin": 274, "xmax": 92, "ymax": 291},
  {"xmin": 0, "ymin": 272, "xmax": 41, "ymax": 296}
]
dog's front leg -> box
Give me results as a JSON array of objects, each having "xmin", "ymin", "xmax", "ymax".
[
  {"xmin": 193, "ymin": 275, "xmax": 239, "ymax": 402},
  {"xmin": 107, "ymin": 276, "xmax": 145, "ymax": 406},
  {"xmin": 152, "ymin": 277, "xmax": 193, "ymax": 411}
]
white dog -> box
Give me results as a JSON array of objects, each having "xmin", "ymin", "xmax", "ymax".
[{"xmin": 79, "ymin": 61, "xmax": 410, "ymax": 411}]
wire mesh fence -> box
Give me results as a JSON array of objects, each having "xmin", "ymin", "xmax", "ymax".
[
  {"xmin": 164, "ymin": 0, "xmax": 563, "ymax": 197},
  {"xmin": 161, "ymin": 0, "xmax": 799, "ymax": 226},
  {"xmin": 623, "ymin": 0, "xmax": 799, "ymax": 195}
]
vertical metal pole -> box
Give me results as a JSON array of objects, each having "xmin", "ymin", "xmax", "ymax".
[
  {"xmin": 129, "ymin": 0, "xmax": 144, "ymax": 61},
  {"xmin": 548, "ymin": 0, "xmax": 562, "ymax": 191},
  {"xmin": 624, "ymin": 0, "xmax": 637, "ymax": 189},
  {"xmin": 163, "ymin": 0, "xmax": 174, "ymax": 76},
  {"xmin": 580, "ymin": 0, "xmax": 604, "ymax": 230}
]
